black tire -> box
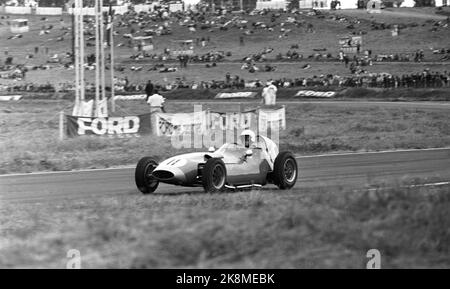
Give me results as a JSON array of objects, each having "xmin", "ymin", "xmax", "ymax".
[
  {"xmin": 135, "ymin": 157, "xmax": 159, "ymax": 194},
  {"xmin": 272, "ymin": 151, "xmax": 298, "ymax": 190},
  {"xmin": 202, "ymin": 158, "xmax": 227, "ymax": 193}
]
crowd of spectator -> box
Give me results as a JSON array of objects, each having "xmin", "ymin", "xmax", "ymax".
[
  {"xmin": 1, "ymin": 2, "xmax": 450, "ymax": 97},
  {"xmin": 2, "ymin": 70, "xmax": 449, "ymax": 94}
]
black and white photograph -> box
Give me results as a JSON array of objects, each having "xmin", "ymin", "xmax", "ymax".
[{"xmin": 0, "ymin": 0, "xmax": 449, "ymax": 273}]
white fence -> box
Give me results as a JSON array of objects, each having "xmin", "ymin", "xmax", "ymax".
[
  {"xmin": 340, "ymin": 0, "xmax": 358, "ymax": 9},
  {"xmin": 2, "ymin": 5, "xmax": 130, "ymax": 16},
  {"xmin": 298, "ymin": 0, "xmax": 358, "ymax": 9},
  {"xmin": 35, "ymin": 7, "xmax": 63, "ymax": 15},
  {"xmin": 67, "ymin": 7, "xmax": 95, "ymax": 16},
  {"xmin": 400, "ymin": 0, "xmax": 415, "ymax": 7},
  {"xmin": 112, "ymin": 5, "xmax": 128, "ymax": 15},
  {"xmin": 256, "ymin": 0, "xmax": 288, "ymax": 10},
  {"xmin": 133, "ymin": 4, "xmax": 153, "ymax": 13},
  {"xmin": 299, "ymin": 0, "xmax": 329, "ymax": 9},
  {"xmin": 4, "ymin": 6, "xmax": 32, "ymax": 14},
  {"xmin": 169, "ymin": 3, "xmax": 184, "ymax": 12},
  {"xmin": 67, "ymin": 6, "xmax": 129, "ymax": 16}
]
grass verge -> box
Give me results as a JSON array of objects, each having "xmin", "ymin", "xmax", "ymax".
[
  {"xmin": 1, "ymin": 100, "xmax": 449, "ymax": 174},
  {"xmin": 0, "ymin": 182, "xmax": 449, "ymax": 268}
]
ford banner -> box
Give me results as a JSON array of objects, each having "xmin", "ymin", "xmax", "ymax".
[
  {"xmin": 65, "ymin": 113, "xmax": 152, "ymax": 137},
  {"xmin": 215, "ymin": 92, "xmax": 258, "ymax": 99},
  {"xmin": 295, "ymin": 90, "xmax": 337, "ymax": 98}
]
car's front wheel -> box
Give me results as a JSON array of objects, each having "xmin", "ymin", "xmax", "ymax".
[
  {"xmin": 202, "ymin": 158, "xmax": 227, "ymax": 193},
  {"xmin": 273, "ymin": 151, "xmax": 298, "ymax": 190},
  {"xmin": 135, "ymin": 157, "xmax": 159, "ymax": 194}
]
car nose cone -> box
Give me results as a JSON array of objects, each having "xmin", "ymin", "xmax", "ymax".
[
  {"xmin": 152, "ymin": 170, "xmax": 174, "ymax": 180},
  {"xmin": 152, "ymin": 165, "xmax": 186, "ymax": 183}
]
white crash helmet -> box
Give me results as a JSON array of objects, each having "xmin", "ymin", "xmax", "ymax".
[{"xmin": 240, "ymin": 129, "xmax": 256, "ymax": 148}]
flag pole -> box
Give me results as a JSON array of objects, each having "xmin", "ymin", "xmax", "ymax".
[
  {"xmin": 109, "ymin": 3, "xmax": 115, "ymax": 113},
  {"xmin": 59, "ymin": 110, "xmax": 64, "ymax": 141},
  {"xmin": 95, "ymin": 0, "xmax": 100, "ymax": 116},
  {"xmin": 100, "ymin": 0, "xmax": 106, "ymax": 116},
  {"xmin": 79, "ymin": 0, "xmax": 85, "ymax": 102},
  {"xmin": 74, "ymin": 0, "xmax": 80, "ymax": 108}
]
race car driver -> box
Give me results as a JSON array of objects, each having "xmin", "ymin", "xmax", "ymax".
[{"xmin": 240, "ymin": 129, "xmax": 257, "ymax": 148}]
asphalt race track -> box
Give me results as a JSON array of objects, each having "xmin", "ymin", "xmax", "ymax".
[{"xmin": 1, "ymin": 148, "xmax": 449, "ymax": 204}]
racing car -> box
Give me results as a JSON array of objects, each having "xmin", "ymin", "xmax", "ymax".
[{"xmin": 135, "ymin": 130, "xmax": 298, "ymax": 194}]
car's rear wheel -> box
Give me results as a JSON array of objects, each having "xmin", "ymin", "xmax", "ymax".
[
  {"xmin": 135, "ymin": 157, "xmax": 159, "ymax": 194},
  {"xmin": 202, "ymin": 158, "xmax": 227, "ymax": 193},
  {"xmin": 273, "ymin": 151, "xmax": 298, "ymax": 190}
]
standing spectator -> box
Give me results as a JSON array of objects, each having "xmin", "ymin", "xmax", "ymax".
[
  {"xmin": 5, "ymin": 56, "xmax": 13, "ymax": 65},
  {"xmin": 145, "ymin": 80, "xmax": 154, "ymax": 102},
  {"xmin": 225, "ymin": 72, "xmax": 231, "ymax": 84},
  {"xmin": 239, "ymin": 36, "xmax": 244, "ymax": 46},
  {"xmin": 261, "ymin": 81, "xmax": 277, "ymax": 105},
  {"xmin": 344, "ymin": 55, "xmax": 349, "ymax": 68},
  {"xmin": 147, "ymin": 89, "xmax": 166, "ymax": 113},
  {"xmin": 124, "ymin": 76, "xmax": 129, "ymax": 91}
]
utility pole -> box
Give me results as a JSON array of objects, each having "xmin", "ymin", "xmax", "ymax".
[
  {"xmin": 79, "ymin": 0, "xmax": 84, "ymax": 102},
  {"xmin": 100, "ymin": 0, "xmax": 106, "ymax": 112},
  {"xmin": 95, "ymin": 0, "xmax": 100, "ymax": 116},
  {"xmin": 73, "ymin": 0, "xmax": 85, "ymax": 115},
  {"xmin": 108, "ymin": 2, "xmax": 115, "ymax": 113},
  {"xmin": 94, "ymin": 0, "xmax": 107, "ymax": 116},
  {"xmin": 74, "ymin": 1, "xmax": 79, "ymax": 108}
]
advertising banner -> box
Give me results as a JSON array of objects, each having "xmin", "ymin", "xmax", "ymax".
[
  {"xmin": 215, "ymin": 92, "xmax": 257, "ymax": 99},
  {"xmin": 169, "ymin": 3, "xmax": 184, "ymax": 12},
  {"xmin": 114, "ymin": 94, "xmax": 146, "ymax": 100},
  {"xmin": 5, "ymin": 6, "xmax": 32, "ymax": 14},
  {"xmin": 0, "ymin": 95, "xmax": 22, "ymax": 101},
  {"xmin": 65, "ymin": 107, "xmax": 286, "ymax": 139},
  {"xmin": 72, "ymin": 100, "xmax": 94, "ymax": 117},
  {"xmin": 35, "ymin": 7, "xmax": 63, "ymax": 15},
  {"xmin": 295, "ymin": 90, "xmax": 337, "ymax": 98},
  {"xmin": 155, "ymin": 111, "xmax": 207, "ymax": 137},
  {"xmin": 339, "ymin": 36, "xmax": 362, "ymax": 54},
  {"xmin": 66, "ymin": 113, "xmax": 152, "ymax": 137}
]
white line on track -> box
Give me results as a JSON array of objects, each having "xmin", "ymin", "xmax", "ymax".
[
  {"xmin": 415, "ymin": 181, "xmax": 450, "ymax": 187},
  {"xmin": 368, "ymin": 181, "xmax": 450, "ymax": 191},
  {"xmin": 296, "ymin": 147, "xmax": 450, "ymax": 158},
  {"xmin": 1, "ymin": 147, "xmax": 449, "ymax": 178},
  {"xmin": 0, "ymin": 166, "xmax": 135, "ymax": 177}
]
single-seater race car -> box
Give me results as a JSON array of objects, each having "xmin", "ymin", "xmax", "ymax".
[{"xmin": 135, "ymin": 130, "xmax": 298, "ymax": 194}]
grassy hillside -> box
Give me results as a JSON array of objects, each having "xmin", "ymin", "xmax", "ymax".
[{"xmin": 0, "ymin": 7, "xmax": 449, "ymax": 86}]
